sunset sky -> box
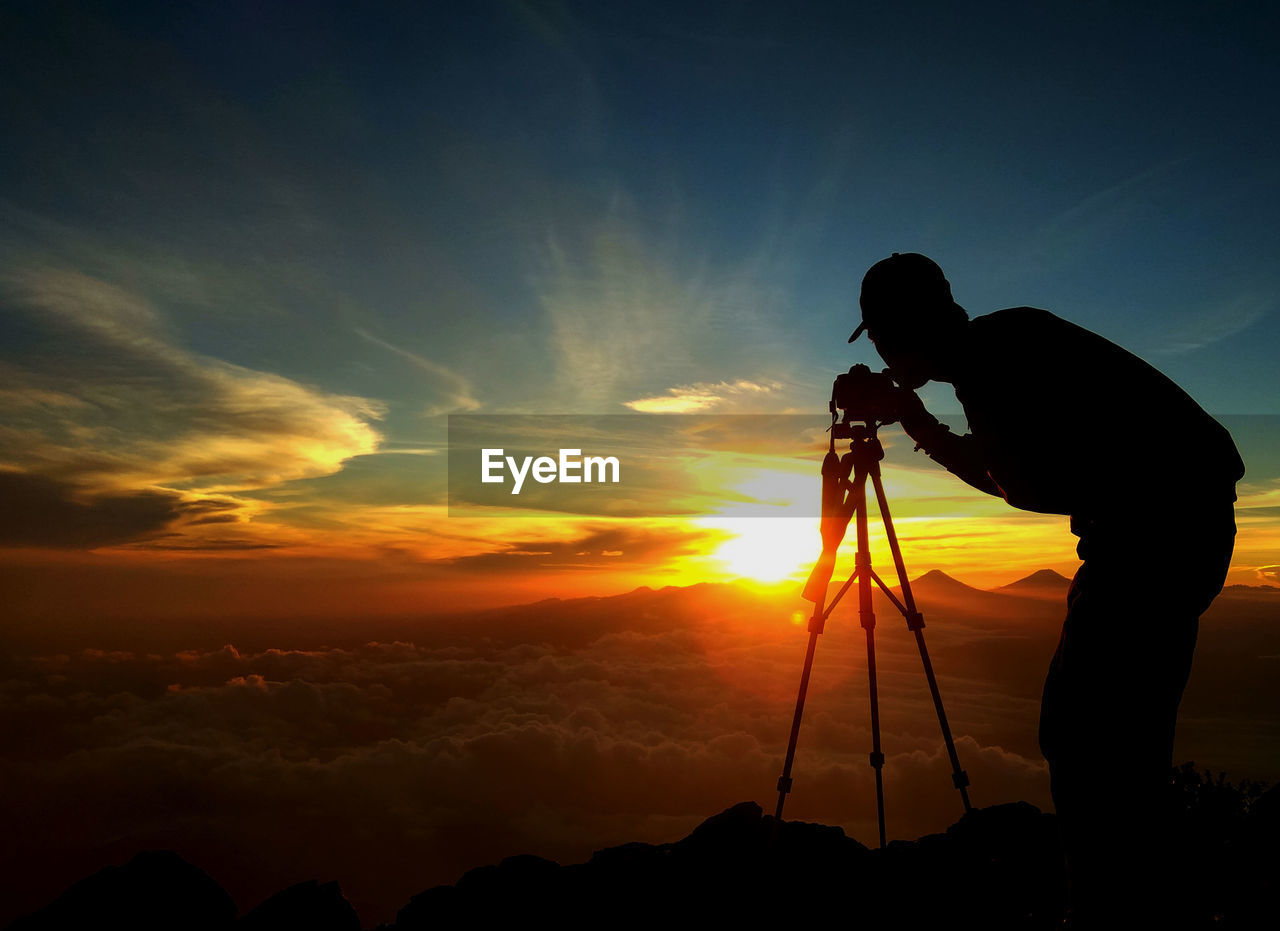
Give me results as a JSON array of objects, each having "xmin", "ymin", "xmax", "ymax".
[
  {"xmin": 2, "ymin": 0, "xmax": 1278, "ymax": 621},
  {"xmin": 2, "ymin": 2, "xmax": 1279, "ymax": 923}
]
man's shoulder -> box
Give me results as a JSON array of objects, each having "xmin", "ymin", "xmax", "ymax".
[
  {"xmin": 972, "ymin": 306, "xmax": 1073, "ymax": 332},
  {"xmin": 965, "ymin": 307, "xmax": 1084, "ymax": 359},
  {"xmin": 969, "ymin": 307, "xmax": 1115, "ymax": 355}
]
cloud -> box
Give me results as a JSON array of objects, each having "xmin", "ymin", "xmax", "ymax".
[
  {"xmin": 0, "ymin": 470, "xmax": 189, "ymax": 548},
  {"xmin": 1019, "ymin": 159, "xmax": 1187, "ymax": 276},
  {"xmin": 535, "ymin": 201, "xmax": 790, "ymax": 409},
  {"xmin": 353, "ymin": 327, "xmax": 481, "ymax": 414},
  {"xmin": 0, "ymin": 583, "xmax": 1067, "ymax": 925},
  {"xmin": 1003, "ymin": 160, "xmax": 1272, "ymax": 356},
  {"xmin": 445, "ymin": 524, "xmax": 720, "ymax": 571},
  {"xmin": 0, "ymin": 267, "xmax": 384, "ymax": 504},
  {"xmin": 1256, "ymin": 565, "xmax": 1280, "ymax": 584},
  {"xmin": 1149, "ymin": 286, "xmax": 1274, "ymax": 355},
  {"xmin": 16, "ymin": 577, "xmax": 1278, "ymax": 925},
  {"xmin": 624, "ymin": 379, "xmax": 784, "ymax": 413}
]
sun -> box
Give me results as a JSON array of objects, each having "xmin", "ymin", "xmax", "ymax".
[{"xmin": 705, "ymin": 517, "xmax": 818, "ymax": 583}]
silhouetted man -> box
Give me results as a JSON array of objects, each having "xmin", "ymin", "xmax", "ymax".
[{"xmin": 850, "ymin": 253, "xmax": 1243, "ymax": 929}]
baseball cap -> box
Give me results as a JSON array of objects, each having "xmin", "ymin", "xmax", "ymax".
[{"xmin": 849, "ymin": 252, "xmax": 957, "ymax": 342}]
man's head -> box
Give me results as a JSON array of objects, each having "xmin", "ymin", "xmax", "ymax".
[{"xmin": 850, "ymin": 252, "xmax": 968, "ymax": 388}]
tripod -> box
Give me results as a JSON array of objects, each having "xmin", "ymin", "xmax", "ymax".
[{"xmin": 774, "ymin": 422, "xmax": 971, "ymax": 846}]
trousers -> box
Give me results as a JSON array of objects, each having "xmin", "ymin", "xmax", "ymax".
[{"xmin": 1038, "ymin": 502, "xmax": 1236, "ymax": 928}]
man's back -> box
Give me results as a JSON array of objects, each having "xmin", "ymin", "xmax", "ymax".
[{"xmin": 952, "ymin": 307, "xmax": 1244, "ymax": 518}]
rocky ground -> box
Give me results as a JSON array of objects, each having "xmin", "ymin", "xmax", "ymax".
[{"xmin": 11, "ymin": 769, "xmax": 1277, "ymax": 930}]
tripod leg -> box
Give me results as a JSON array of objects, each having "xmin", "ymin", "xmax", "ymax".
[
  {"xmin": 863, "ymin": 611, "xmax": 888, "ymax": 847},
  {"xmin": 870, "ymin": 468, "xmax": 972, "ymax": 812},
  {"xmin": 852, "ymin": 469, "xmax": 888, "ymax": 848},
  {"xmin": 775, "ymin": 596, "xmax": 827, "ymax": 819}
]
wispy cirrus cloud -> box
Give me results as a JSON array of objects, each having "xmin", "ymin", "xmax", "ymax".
[
  {"xmin": 352, "ymin": 327, "xmax": 481, "ymax": 415},
  {"xmin": 1148, "ymin": 286, "xmax": 1274, "ymax": 355},
  {"xmin": 1007, "ymin": 158, "xmax": 1190, "ymax": 282},
  {"xmin": 997, "ymin": 158, "xmax": 1273, "ymax": 356},
  {"xmin": 535, "ymin": 201, "xmax": 792, "ymax": 410},
  {"xmin": 624, "ymin": 379, "xmax": 784, "ymax": 413}
]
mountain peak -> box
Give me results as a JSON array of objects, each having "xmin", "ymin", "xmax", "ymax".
[
  {"xmin": 909, "ymin": 569, "xmax": 985, "ymax": 595},
  {"xmin": 917, "ymin": 568, "xmax": 955, "ymax": 582},
  {"xmin": 997, "ymin": 570, "xmax": 1072, "ymax": 597}
]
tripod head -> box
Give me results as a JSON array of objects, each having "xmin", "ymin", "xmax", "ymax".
[
  {"xmin": 845, "ymin": 422, "xmax": 885, "ymax": 469},
  {"xmin": 825, "ymin": 417, "xmax": 885, "ymax": 473},
  {"xmin": 807, "ymin": 420, "xmax": 885, "ymax": 606}
]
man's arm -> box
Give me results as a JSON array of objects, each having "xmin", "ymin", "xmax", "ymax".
[{"xmin": 894, "ymin": 397, "xmax": 1005, "ymax": 499}]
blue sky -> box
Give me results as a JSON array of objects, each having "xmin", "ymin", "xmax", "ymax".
[{"xmin": 1, "ymin": 0, "xmax": 1277, "ymax": 594}]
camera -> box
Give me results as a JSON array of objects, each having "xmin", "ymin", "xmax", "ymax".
[{"xmin": 830, "ymin": 364, "xmax": 898, "ymax": 435}]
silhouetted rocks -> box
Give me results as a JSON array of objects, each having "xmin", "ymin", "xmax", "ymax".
[
  {"xmin": 395, "ymin": 801, "xmax": 1063, "ymax": 929},
  {"xmin": 12, "ymin": 782, "xmax": 1276, "ymax": 929},
  {"xmin": 391, "ymin": 788, "xmax": 1278, "ymax": 929},
  {"xmin": 238, "ymin": 880, "xmax": 360, "ymax": 931},
  {"xmin": 8, "ymin": 850, "xmax": 237, "ymax": 931},
  {"xmin": 6, "ymin": 852, "xmax": 363, "ymax": 931}
]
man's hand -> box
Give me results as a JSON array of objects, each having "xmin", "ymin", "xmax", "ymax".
[
  {"xmin": 882, "ymin": 382, "xmax": 929, "ymax": 427},
  {"xmin": 879, "ymin": 381, "xmax": 1006, "ymax": 500}
]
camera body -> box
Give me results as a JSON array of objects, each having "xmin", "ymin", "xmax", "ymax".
[{"xmin": 831, "ymin": 363, "xmax": 898, "ymax": 435}]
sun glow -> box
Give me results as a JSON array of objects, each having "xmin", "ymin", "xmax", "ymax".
[{"xmin": 703, "ymin": 517, "xmax": 817, "ymax": 582}]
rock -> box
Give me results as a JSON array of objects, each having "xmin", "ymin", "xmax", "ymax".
[
  {"xmin": 238, "ymin": 879, "xmax": 359, "ymax": 931},
  {"xmin": 9, "ymin": 850, "xmax": 236, "ymax": 931},
  {"xmin": 396, "ymin": 854, "xmax": 562, "ymax": 929}
]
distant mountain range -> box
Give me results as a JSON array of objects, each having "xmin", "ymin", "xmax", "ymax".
[{"xmin": 865, "ymin": 567, "xmax": 1072, "ymax": 604}]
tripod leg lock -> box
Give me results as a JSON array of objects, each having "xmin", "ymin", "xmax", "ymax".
[
  {"xmin": 952, "ymin": 770, "xmax": 970, "ymax": 789},
  {"xmin": 906, "ymin": 611, "xmax": 925, "ymax": 631},
  {"xmin": 869, "ymin": 751, "xmax": 885, "ymax": 770},
  {"xmin": 777, "ymin": 775, "xmax": 793, "ymax": 794}
]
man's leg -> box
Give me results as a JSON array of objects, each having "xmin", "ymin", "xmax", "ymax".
[{"xmin": 1040, "ymin": 509, "xmax": 1233, "ymax": 927}]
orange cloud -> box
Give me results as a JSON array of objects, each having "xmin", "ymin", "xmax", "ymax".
[
  {"xmin": 0, "ymin": 267, "xmax": 384, "ymax": 549},
  {"xmin": 1, "ymin": 270, "xmax": 384, "ymax": 491}
]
